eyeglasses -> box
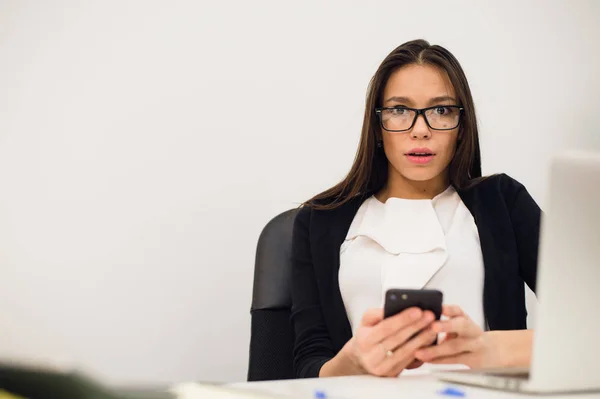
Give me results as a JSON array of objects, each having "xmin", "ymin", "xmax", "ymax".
[{"xmin": 374, "ymin": 105, "xmax": 464, "ymax": 132}]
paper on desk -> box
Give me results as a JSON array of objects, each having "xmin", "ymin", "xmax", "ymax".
[{"xmin": 169, "ymin": 382, "xmax": 291, "ymax": 399}]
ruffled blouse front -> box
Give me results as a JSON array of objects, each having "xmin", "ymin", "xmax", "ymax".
[{"xmin": 339, "ymin": 186, "xmax": 486, "ymax": 338}]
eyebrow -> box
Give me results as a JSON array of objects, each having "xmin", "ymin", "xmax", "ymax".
[{"xmin": 384, "ymin": 95, "xmax": 458, "ymax": 106}]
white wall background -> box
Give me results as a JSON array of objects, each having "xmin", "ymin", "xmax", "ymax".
[{"xmin": 1, "ymin": 0, "xmax": 599, "ymax": 386}]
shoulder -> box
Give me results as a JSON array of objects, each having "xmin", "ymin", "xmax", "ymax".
[
  {"xmin": 464, "ymin": 173, "xmax": 528, "ymax": 201},
  {"xmin": 468, "ymin": 173, "xmax": 525, "ymax": 191},
  {"xmin": 294, "ymin": 195, "xmax": 369, "ymax": 235},
  {"xmin": 295, "ymin": 204, "xmax": 312, "ymax": 227},
  {"xmin": 458, "ymin": 173, "xmax": 537, "ymax": 217}
]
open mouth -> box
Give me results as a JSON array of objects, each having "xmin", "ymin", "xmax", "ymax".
[
  {"xmin": 405, "ymin": 151, "xmax": 435, "ymax": 164},
  {"xmin": 406, "ymin": 152, "xmax": 434, "ymax": 157}
]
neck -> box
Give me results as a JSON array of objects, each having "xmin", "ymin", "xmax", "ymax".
[{"xmin": 377, "ymin": 169, "xmax": 450, "ymax": 201}]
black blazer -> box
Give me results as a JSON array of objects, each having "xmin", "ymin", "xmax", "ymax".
[{"xmin": 290, "ymin": 174, "xmax": 542, "ymax": 378}]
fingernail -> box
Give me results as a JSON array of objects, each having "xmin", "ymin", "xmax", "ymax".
[
  {"xmin": 411, "ymin": 309, "xmax": 422, "ymax": 320},
  {"xmin": 424, "ymin": 312, "xmax": 434, "ymax": 322}
]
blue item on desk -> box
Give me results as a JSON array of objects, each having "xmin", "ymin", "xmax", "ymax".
[
  {"xmin": 314, "ymin": 389, "xmax": 327, "ymax": 399},
  {"xmin": 438, "ymin": 386, "xmax": 466, "ymax": 397}
]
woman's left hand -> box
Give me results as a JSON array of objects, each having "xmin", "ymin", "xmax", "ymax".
[{"xmin": 413, "ymin": 305, "xmax": 503, "ymax": 369}]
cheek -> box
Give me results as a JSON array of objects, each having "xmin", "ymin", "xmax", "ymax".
[
  {"xmin": 381, "ymin": 134, "xmax": 406, "ymax": 162},
  {"xmin": 440, "ymin": 134, "xmax": 459, "ymax": 160},
  {"xmin": 426, "ymin": 129, "xmax": 459, "ymax": 164}
]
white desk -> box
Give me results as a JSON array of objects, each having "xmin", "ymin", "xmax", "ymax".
[{"xmin": 229, "ymin": 375, "xmax": 600, "ymax": 399}]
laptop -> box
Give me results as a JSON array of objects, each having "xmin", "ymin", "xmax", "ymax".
[{"xmin": 434, "ymin": 150, "xmax": 600, "ymax": 394}]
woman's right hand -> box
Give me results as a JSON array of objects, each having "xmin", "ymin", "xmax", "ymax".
[{"xmin": 320, "ymin": 307, "xmax": 437, "ymax": 377}]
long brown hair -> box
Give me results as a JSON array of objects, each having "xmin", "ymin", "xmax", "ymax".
[{"xmin": 307, "ymin": 39, "xmax": 482, "ymax": 210}]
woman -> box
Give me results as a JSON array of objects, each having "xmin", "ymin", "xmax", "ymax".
[{"xmin": 290, "ymin": 39, "xmax": 541, "ymax": 379}]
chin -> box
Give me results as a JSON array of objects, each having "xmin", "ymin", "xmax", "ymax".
[{"xmin": 401, "ymin": 170, "xmax": 441, "ymax": 182}]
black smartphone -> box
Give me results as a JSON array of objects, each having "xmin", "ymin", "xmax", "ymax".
[
  {"xmin": 383, "ymin": 288, "xmax": 443, "ymax": 345},
  {"xmin": 384, "ymin": 288, "xmax": 443, "ymax": 319}
]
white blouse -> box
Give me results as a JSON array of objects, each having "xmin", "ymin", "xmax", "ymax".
[{"xmin": 339, "ymin": 186, "xmax": 486, "ymax": 374}]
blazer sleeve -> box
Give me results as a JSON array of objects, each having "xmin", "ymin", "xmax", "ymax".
[
  {"xmin": 505, "ymin": 175, "xmax": 542, "ymax": 293},
  {"xmin": 290, "ymin": 206, "xmax": 336, "ymax": 378}
]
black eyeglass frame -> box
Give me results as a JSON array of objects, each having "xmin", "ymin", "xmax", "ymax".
[{"xmin": 374, "ymin": 105, "xmax": 465, "ymax": 132}]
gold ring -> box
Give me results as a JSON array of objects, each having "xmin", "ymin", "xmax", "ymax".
[{"xmin": 380, "ymin": 343, "xmax": 394, "ymax": 358}]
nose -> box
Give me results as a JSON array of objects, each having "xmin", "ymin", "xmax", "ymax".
[{"xmin": 410, "ymin": 113, "xmax": 431, "ymax": 140}]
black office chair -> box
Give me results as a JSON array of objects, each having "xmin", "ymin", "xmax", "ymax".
[{"xmin": 247, "ymin": 208, "xmax": 299, "ymax": 381}]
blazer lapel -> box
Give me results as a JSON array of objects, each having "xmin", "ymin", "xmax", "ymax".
[
  {"xmin": 457, "ymin": 186, "xmax": 509, "ymax": 330},
  {"xmin": 311, "ymin": 196, "xmax": 366, "ymax": 346}
]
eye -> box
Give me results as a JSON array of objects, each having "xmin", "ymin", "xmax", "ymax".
[
  {"xmin": 390, "ymin": 107, "xmax": 409, "ymax": 115},
  {"xmin": 434, "ymin": 106, "xmax": 453, "ymax": 115}
]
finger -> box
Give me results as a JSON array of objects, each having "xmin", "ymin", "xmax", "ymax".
[
  {"xmin": 360, "ymin": 308, "xmax": 384, "ymax": 327},
  {"xmin": 442, "ymin": 304, "xmax": 464, "ymax": 318},
  {"xmin": 427, "ymin": 352, "xmax": 474, "ymax": 365},
  {"xmin": 373, "ymin": 327, "xmax": 438, "ymax": 376},
  {"xmin": 386, "ymin": 356, "xmax": 417, "ymax": 377},
  {"xmin": 406, "ymin": 359, "xmax": 424, "ymax": 370},
  {"xmin": 415, "ymin": 337, "xmax": 480, "ymax": 361},
  {"xmin": 432, "ymin": 316, "xmax": 481, "ymax": 338},
  {"xmin": 438, "ymin": 332, "xmax": 458, "ymax": 344},
  {"xmin": 385, "ymin": 326, "xmax": 437, "ymax": 377},
  {"xmin": 363, "ymin": 307, "xmax": 422, "ymax": 346},
  {"xmin": 358, "ymin": 340, "xmax": 407, "ymax": 377},
  {"xmin": 381, "ymin": 311, "xmax": 435, "ymax": 352},
  {"xmin": 360, "ymin": 316, "xmax": 431, "ymax": 374},
  {"xmin": 370, "ymin": 350, "xmax": 414, "ymax": 378},
  {"xmin": 401, "ymin": 326, "xmax": 440, "ymax": 355}
]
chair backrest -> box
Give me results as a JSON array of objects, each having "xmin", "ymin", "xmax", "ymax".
[{"xmin": 247, "ymin": 208, "xmax": 299, "ymax": 381}]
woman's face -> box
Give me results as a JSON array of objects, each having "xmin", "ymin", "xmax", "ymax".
[{"xmin": 380, "ymin": 64, "xmax": 460, "ymax": 185}]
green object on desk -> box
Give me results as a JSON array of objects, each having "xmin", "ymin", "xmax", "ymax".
[
  {"xmin": 0, "ymin": 361, "xmax": 174, "ymax": 399},
  {"xmin": 0, "ymin": 389, "xmax": 27, "ymax": 399}
]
